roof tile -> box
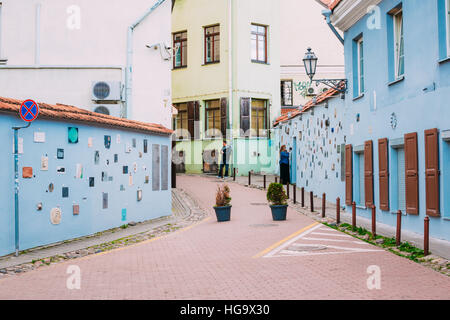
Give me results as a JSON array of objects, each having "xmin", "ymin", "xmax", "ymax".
[{"xmin": 0, "ymin": 97, "xmax": 173, "ymax": 135}]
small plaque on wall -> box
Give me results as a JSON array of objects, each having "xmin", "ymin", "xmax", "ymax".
[
  {"xmin": 102, "ymin": 193, "xmax": 108, "ymax": 209},
  {"xmin": 34, "ymin": 132, "xmax": 46, "ymax": 143},
  {"xmin": 22, "ymin": 167, "xmax": 33, "ymax": 178},
  {"xmin": 73, "ymin": 205, "xmax": 80, "ymax": 215}
]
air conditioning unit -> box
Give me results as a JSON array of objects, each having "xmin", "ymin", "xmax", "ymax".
[
  {"xmin": 306, "ymin": 87, "xmax": 317, "ymax": 96},
  {"xmin": 93, "ymin": 105, "xmax": 121, "ymax": 118},
  {"xmin": 91, "ymin": 81, "xmax": 122, "ymax": 102}
]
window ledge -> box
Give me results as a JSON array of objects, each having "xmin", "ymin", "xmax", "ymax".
[
  {"xmin": 352, "ymin": 93, "xmax": 365, "ymax": 101},
  {"xmin": 390, "ymin": 211, "xmax": 407, "ymax": 216},
  {"xmin": 443, "ymin": 217, "xmax": 450, "ymax": 221},
  {"xmin": 172, "ymin": 66, "xmax": 187, "ymax": 70},
  {"xmin": 438, "ymin": 57, "xmax": 450, "ymax": 64},
  {"xmin": 0, "ymin": 58, "xmax": 7, "ymax": 65},
  {"xmin": 202, "ymin": 61, "xmax": 220, "ymax": 66},
  {"xmin": 388, "ymin": 76, "xmax": 405, "ymax": 86},
  {"xmin": 251, "ymin": 60, "xmax": 270, "ymax": 65},
  {"xmin": 356, "ymin": 205, "xmax": 367, "ymax": 210}
]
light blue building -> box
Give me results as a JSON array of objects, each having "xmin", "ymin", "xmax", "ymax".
[
  {"xmin": 276, "ymin": 0, "xmax": 450, "ymax": 242},
  {"xmin": 0, "ymin": 97, "xmax": 172, "ymax": 257}
]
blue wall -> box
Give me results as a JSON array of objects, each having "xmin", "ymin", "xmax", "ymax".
[
  {"xmin": 276, "ymin": 0, "xmax": 450, "ymax": 241},
  {"xmin": 0, "ymin": 114, "xmax": 171, "ymax": 257}
]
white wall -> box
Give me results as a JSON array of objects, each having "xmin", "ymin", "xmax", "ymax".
[
  {"xmin": 0, "ymin": 0, "xmax": 172, "ymax": 126},
  {"xmin": 280, "ymin": 0, "xmax": 345, "ymax": 106}
]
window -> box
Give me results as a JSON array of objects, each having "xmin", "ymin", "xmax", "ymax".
[
  {"xmin": 251, "ymin": 24, "xmax": 267, "ymax": 63},
  {"xmin": 393, "ymin": 10, "xmax": 404, "ymax": 79},
  {"xmin": 355, "ymin": 151, "xmax": 365, "ymax": 206},
  {"xmin": 357, "ymin": 38, "xmax": 365, "ymax": 94},
  {"xmin": 251, "ymin": 99, "xmax": 267, "ymax": 137},
  {"xmin": 174, "ymin": 103, "xmax": 188, "ymax": 138},
  {"xmin": 353, "ymin": 36, "xmax": 364, "ymax": 97},
  {"xmin": 173, "ymin": 31, "xmax": 187, "ymax": 68},
  {"xmin": 281, "ymin": 80, "xmax": 293, "ymax": 106},
  {"xmin": 205, "ymin": 99, "xmax": 221, "ymax": 137},
  {"xmin": 204, "ymin": 25, "xmax": 220, "ymax": 64}
]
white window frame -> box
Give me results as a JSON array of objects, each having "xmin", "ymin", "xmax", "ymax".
[
  {"xmin": 357, "ymin": 38, "xmax": 364, "ymax": 95},
  {"xmin": 393, "ymin": 9, "xmax": 404, "ymax": 79}
]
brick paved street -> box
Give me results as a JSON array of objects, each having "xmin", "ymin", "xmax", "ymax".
[{"xmin": 0, "ymin": 175, "xmax": 449, "ymax": 299}]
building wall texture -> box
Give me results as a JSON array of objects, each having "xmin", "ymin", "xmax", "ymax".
[
  {"xmin": 276, "ymin": 0, "xmax": 450, "ymax": 242},
  {"xmin": 0, "ymin": 113, "xmax": 172, "ymax": 257},
  {"xmin": 0, "ymin": 0, "xmax": 172, "ymax": 126}
]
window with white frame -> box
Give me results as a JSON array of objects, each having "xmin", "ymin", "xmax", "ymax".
[
  {"xmin": 357, "ymin": 38, "xmax": 365, "ymax": 95},
  {"xmin": 393, "ymin": 10, "xmax": 404, "ymax": 79}
]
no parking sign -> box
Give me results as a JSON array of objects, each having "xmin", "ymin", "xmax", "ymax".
[{"xmin": 19, "ymin": 99, "xmax": 39, "ymax": 122}]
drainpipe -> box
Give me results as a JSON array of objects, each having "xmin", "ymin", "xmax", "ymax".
[
  {"xmin": 228, "ymin": 0, "xmax": 235, "ymax": 169},
  {"xmin": 322, "ymin": 9, "xmax": 344, "ymax": 45},
  {"xmin": 12, "ymin": 122, "xmax": 31, "ymax": 256},
  {"xmin": 125, "ymin": 0, "xmax": 167, "ymax": 119}
]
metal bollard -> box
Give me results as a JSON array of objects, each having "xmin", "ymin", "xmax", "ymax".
[
  {"xmin": 293, "ymin": 184, "xmax": 297, "ymax": 204},
  {"xmin": 424, "ymin": 216, "xmax": 430, "ymax": 256},
  {"xmin": 301, "ymin": 187, "xmax": 305, "ymax": 207},
  {"xmin": 396, "ymin": 210, "xmax": 402, "ymax": 246},
  {"xmin": 336, "ymin": 197, "xmax": 340, "ymax": 224},
  {"xmin": 248, "ymin": 171, "xmax": 251, "ymax": 186},
  {"xmin": 287, "ymin": 183, "xmax": 290, "ymax": 199},
  {"xmin": 233, "ymin": 168, "xmax": 236, "ymax": 181},
  {"xmin": 352, "ymin": 202, "xmax": 356, "ymax": 229},
  {"xmin": 275, "ymin": 176, "xmax": 278, "ymax": 183},
  {"xmin": 321, "ymin": 193, "xmax": 326, "ymax": 218},
  {"xmin": 371, "ymin": 205, "xmax": 376, "ymax": 238},
  {"xmin": 263, "ymin": 175, "xmax": 266, "ymax": 189},
  {"xmin": 310, "ymin": 192, "xmax": 314, "ymax": 212}
]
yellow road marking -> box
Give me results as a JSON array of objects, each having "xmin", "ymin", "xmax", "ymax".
[{"xmin": 252, "ymin": 222, "xmax": 319, "ymax": 258}]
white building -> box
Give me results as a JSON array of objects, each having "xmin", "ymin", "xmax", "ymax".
[
  {"xmin": 0, "ymin": 0, "xmax": 173, "ymax": 127},
  {"xmin": 280, "ymin": 0, "xmax": 345, "ymax": 112}
]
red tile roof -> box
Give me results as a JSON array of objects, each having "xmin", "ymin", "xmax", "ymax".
[
  {"xmin": 281, "ymin": 107, "xmax": 299, "ymax": 116},
  {"xmin": 0, "ymin": 97, "xmax": 173, "ymax": 135},
  {"xmin": 274, "ymin": 84, "xmax": 343, "ymax": 127}
]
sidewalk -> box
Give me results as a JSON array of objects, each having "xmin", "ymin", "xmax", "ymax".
[
  {"xmin": 0, "ymin": 188, "xmax": 206, "ymax": 273},
  {"xmin": 1, "ymin": 174, "xmax": 449, "ymax": 299},
  {"xmin": 229, "ymin": 173, "xmax": 450, "ymax": 260}
]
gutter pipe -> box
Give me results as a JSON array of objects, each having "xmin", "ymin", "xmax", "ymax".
[{"xmin": 322, "ymin": 9, "xmax": 344, "ymax": 45}]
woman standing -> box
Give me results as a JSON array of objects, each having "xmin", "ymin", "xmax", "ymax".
[{"xmin": 279, "ymin": 145, "xmax": 290, "ymax": 185}]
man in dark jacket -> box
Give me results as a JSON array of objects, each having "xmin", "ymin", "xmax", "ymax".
[{"xmin": 218, "ymin": 140, "xmax": 232, "ymax": 178}]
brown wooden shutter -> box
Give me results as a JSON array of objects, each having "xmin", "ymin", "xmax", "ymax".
[
  {"xmin": 378, "ymin": 138, "xmax": 389, "ymax": 211},
  {"xmin": 240, "ymin": 97, "xmax": 250, "ymax": 137},
  {"xmin": 364, "ymin": 140, "xmax": 374, "ymax": 207},
  {"xmin": 345, "ymin": 144, "xmax": 353, "ymax": 205},
  {"xmin": 220, "ymin": 97, "xmax": 228, "ymax": 138},
  {"xmin": 187, "ymin": 101, "xmax": 195, "ymax": 140},
  {"xmin": 405, "ymin": 132, "xmax": 419, "ymax": 215},
  {"xmin": 424, "ymin": 128, "xmax": 440, "ymax": 217}
]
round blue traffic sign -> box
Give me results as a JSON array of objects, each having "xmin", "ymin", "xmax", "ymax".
[{"xmin": 20, "ymin": 100, "xmax": 39, "ymax": 122}]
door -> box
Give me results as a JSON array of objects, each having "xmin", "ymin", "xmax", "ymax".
[{"xmin": 290, "ymin": 137, "xmax": 297, "ymax": 184}]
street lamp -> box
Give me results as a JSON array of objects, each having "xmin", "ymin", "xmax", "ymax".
[{"xmin": 302, "ymin": 47, "xmax": 347, "ymax": 93}]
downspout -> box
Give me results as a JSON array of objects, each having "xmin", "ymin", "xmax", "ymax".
[
  {"xmin": 125, "ymin": 0, "xmax": 166, "ymax": 119},
  {"xmin": 228, "ymin": 0, "xmax": 235, "ymax": 169},
  {"xmin": 322, "ymin": 9, "xmax": 344, "ymax": 45}
]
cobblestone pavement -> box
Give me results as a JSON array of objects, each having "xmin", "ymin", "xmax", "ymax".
[{"xmin": 0, "ymin": 175, "xmax": 449, "ymax": 299}]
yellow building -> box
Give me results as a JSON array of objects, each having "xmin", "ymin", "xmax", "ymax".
[{"xmin": 171, "ymin": 0, "xmax": 280, "ymax": 175}]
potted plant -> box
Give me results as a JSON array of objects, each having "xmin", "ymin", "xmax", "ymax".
[
  {"xmin": 267, "ymin": 183, "xmax": 288, "ymax": 221},
  {"xmin": 213, "ymin": 184, "xmax": 232, "ymax": 222}
]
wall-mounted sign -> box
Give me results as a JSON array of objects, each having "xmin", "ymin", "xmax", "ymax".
[
  {"xmin": 20, "ymin": 100, "xmax": 39, "ymax": 122},
  {"xmin": 50, "ymin": 207, "xmax": 62, "ymax": 225},
  {"xmin": 68, "ymin": 127, "xmax": 79, "ymax": 144}
]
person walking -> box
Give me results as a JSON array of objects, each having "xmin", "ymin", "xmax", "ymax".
[
  {"xmin": 279, "ymin": 145, "xmax": 290, "ymax": 185},
  {"xmin": 218, "ymin": 140, "xmax": 232, "ymax": 178}
]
